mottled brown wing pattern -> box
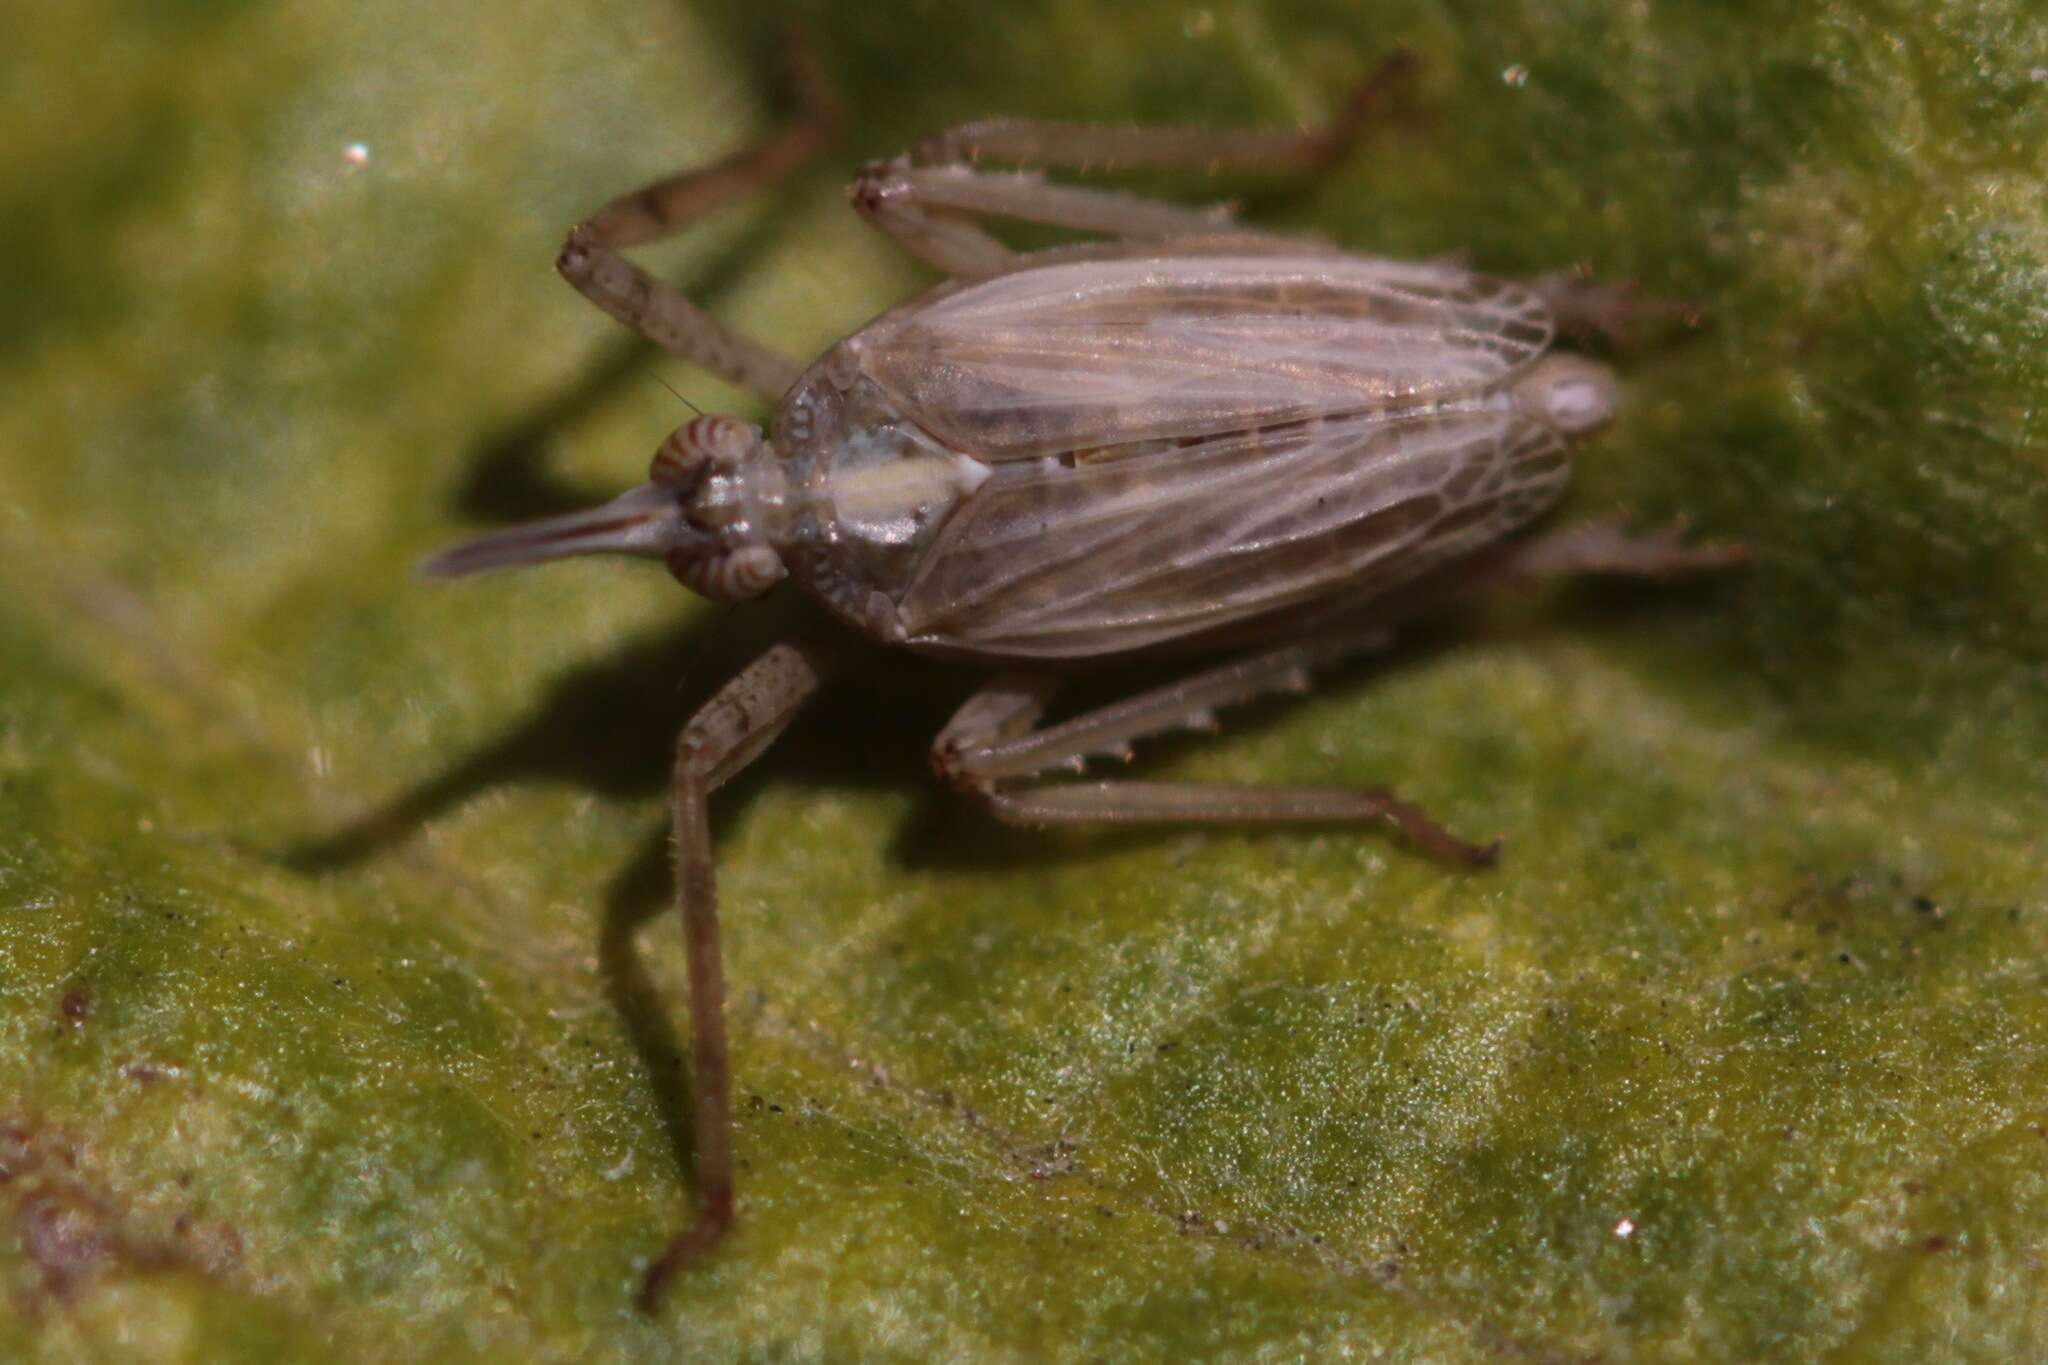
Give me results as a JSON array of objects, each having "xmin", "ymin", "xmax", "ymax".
[
  {"xmin": 859, "ymin": 253, "xmax": 1554, "ymax": 463},
  {"xmin": 896, "ymin": 401, "xmax": 1570, "ymax": 659}
]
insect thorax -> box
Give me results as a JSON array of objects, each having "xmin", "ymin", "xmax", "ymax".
[{"xmin": 773, "ymin": 344, "xmax": 994, "ymax": 642}]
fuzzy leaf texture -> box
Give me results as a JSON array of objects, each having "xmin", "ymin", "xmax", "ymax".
[{"xmin": 2, "ymin": 1, "xmax": 2045, "ymax": 1359}]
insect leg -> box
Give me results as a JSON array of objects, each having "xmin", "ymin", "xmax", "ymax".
[
  {"xmin": 1527, "ymin": 272, "xmax": 1702, "ymax": 346},
  {"xmin": 912, "ymin": 48, "xmax": 1418, "ymax": 171},
  {"xmin": 852, "ymin": 157, "xmax": 1340, "ymax": 278},
  {"xmin": 937, "ymin": 634, "xmax": 1380, "ymax": 785},
  {"xmin": 978, "ymin": 781, "xmax": 1498, "ymax": 868},
  {"xmin": 844, "ymin": 171, "xmax": 1019, "ymax": 279},
  {"xmin": 1485, "ymin": 517, "xmax": 1751, "ymax": 581},
  {"xmin": 933, "ymin": 629, "xmax": 1499, "ymax": 867},
  {"xmin": 640, "ymin": 634, "xmax": 839, "ymax": 1312},
  {"xmin": 852, "ymin": 50, "xmax": 1418, "ymax": 278},
  {"xmin": 558, "ymin": 37, "xmax": 839, "ymax": 401},
  {"xmin": 852, "ymin": 163, "xmax": 1255, "ymax": 275}
]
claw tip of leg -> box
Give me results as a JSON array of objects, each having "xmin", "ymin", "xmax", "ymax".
[{"xmin": 637, "ymin": 1265, "xmax": 673, "ymax": 1315}]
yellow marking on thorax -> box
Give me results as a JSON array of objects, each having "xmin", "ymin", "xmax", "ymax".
[{"xmin": 825, "ymin": 453, "xmax": 992, "ymax": 522}]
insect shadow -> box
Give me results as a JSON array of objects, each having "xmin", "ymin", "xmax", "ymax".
[
  {"xmin": 280, "ymin": 593, "xmax": 924, "ymax": 1178},
  {"xmin": 276, "ymin": 590, "xmax": 1267, "ymax": 1173},
  {"xmin": 283, "ymin": 561, "xmax": 1731, "ymax": 1199},
  {"xmin": 285, "ymin": 587, "xmax": 1453, "ymax": 882}
]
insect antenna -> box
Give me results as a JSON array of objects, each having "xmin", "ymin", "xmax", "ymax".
[{"xmin": 642, "ymin": 367, "xmax": 705, "ymax": 417}]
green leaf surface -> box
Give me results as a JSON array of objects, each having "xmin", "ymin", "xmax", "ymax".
[{"xmin": 5, "ymin": 1, "xmax": 2047, "ymax": 1359}]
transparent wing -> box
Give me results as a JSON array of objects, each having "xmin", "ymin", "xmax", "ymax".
[
  {"xmin": 860, "ymin": 252, "xmax": 1554, "ymax": 462},
  {"xmin": 896, "ymin": 401, "xmax": 1571, "ymax": 659}
]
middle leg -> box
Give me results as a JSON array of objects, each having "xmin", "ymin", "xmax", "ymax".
[
  {"xmin": 852, "ymin": 50, "xmax": 1420, "ymax": 278},
  {"xmin": 931, "ymin": 625, "xmax": 1500, "ymax": 867}
]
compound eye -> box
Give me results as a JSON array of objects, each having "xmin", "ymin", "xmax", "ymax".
[
  {"xmin": 649, "ymin": 430, "xmax": 697, "ymax": 486},
  {"xmin": 649, "ymin": 416, "xmax": 762, "ymax": 485},
  {"xmin": 667, "ymin": 544, "xmax": 786, "ymax": 601},
  {"xmin": 693, "ymin": 416, "xmax": 758, "ymax": 464}
]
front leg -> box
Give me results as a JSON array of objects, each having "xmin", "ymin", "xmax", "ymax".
[
  {"xmin": 558, "ymin": 36, "xmax": 840, "ymax": 401},
  {"xmin": 639, "ymin": 635, "xmax": 838, "ymax": 1311}
]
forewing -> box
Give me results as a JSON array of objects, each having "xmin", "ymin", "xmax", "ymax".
[
  {"xmin": 895, "ymin": 402, "xmax": 1571, "ymax": 660},
  {"xmin": 859, "ymin": 253, "xmax": 1553, "ymax": 462}
]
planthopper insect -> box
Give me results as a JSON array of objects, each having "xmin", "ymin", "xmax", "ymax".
[{"xmin": 423, "ymin": 49, "xmax": 1742, "ymax": 1307}]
